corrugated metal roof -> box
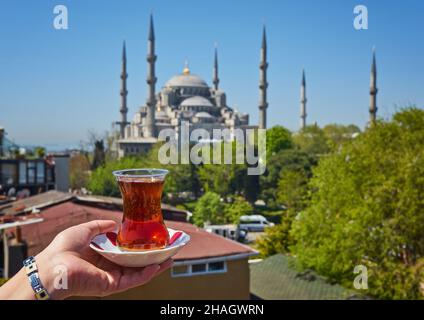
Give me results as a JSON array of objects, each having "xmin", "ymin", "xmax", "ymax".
[
  {"xmin": 250, "ymin": 254, "xmax": 353, "ymax": 300},
  {"xmin": 0, "ymin": 190, "xmax": 73, "ymax": 216}
]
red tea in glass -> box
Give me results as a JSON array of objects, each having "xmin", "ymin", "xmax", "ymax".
[{"xmin": 113, "ymin": 169, "xmax": 169, "ymax": 251}]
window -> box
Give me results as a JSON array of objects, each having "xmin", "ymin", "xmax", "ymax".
[
  {"xmin": 19, "ymin": 162, "xmax": 27, "ymax": 184},
  {"xmin": 46, "ymin": 167, "xmax": 54, "ymax": 183},
  {"xmin": 192, "ymin": 263, "xmax": 206, "ymax": 273},
  {"xmin": 241, "ymin": 220, "xmax": 261, "ymax": 224},
  {"xmin": 1, "ymin": 163, "xmax": 17, "ymax": 185},
  {"xmin": 27, "ymin": 162, "xmax": 36, "ymax": 184},
  {"xmin": 36, "ymin": 162, "xmax": 45, "ymax": 183},
  {"xmin": 208, "ymin": 261, "xmax": 225, "ymax": 272},
  {"xmin": 171, "ymin": 265, "xmax": 189, "ymax": 276},
  {"xmin": 171, "ymin": 260, "xmax": 227, "ymax": 277}
]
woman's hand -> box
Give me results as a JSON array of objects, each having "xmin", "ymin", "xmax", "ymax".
[{"xmin": 0, "ymin": 220, "xmax": 173, "ymax": 300}]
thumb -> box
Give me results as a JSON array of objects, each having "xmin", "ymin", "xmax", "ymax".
[{"xmin": 80, "ymin": 220, "xmax": 117, "ymax": 239}]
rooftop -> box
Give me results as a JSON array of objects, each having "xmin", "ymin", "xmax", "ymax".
[
  {"xmin": 250, "ymin": 254, "xmax": 354, "ymax": 300},
  {"xmin": 0, "ymin": 190, "xmax": 73, "ymax": 216}
]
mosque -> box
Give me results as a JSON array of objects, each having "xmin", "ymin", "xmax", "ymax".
[
  {"xmin": 115, "ymin": 15, "xmax": 378, "ymax": 157},
  {"xmin": 115, "ymin": 15, "xmax": 267, "ymax": 157}
]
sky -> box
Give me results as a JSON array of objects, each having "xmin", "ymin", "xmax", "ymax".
[{"xmin": 0, "ymin": 0, "xmax": 423, "ymax": 148}]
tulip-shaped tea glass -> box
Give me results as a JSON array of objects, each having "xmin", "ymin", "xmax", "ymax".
[{"xmin": 113, "ymin": 169, "xmax": 170, "ymax": 251}]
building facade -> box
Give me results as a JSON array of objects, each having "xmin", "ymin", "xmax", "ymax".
[{"xmin": 0, "ymin": 155, "xmax": 69, "ymax": 197}]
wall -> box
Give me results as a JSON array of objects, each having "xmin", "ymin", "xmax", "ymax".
[
  {"xmin": 97, "ymin": 258, "xmax": 250, "ymax": 300},
  {"xmin": 53, "ymin": 155, "xmax": 70, "ymax": 192}
]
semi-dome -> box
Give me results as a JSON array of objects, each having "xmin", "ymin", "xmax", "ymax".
[
  {"xmin": 195, "ymin": 111, "xmax": 213, "ymax": 118},
  {"xmin": 180, "ymin": 96, "xmax": 214, "ymax": 107}
]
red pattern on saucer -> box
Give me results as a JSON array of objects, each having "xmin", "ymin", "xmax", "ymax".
[
  {"xmin": 89, "ymin": 228, "xmax": 190, "ymax": 268},
  {"xmin": 106, "ymin": 232, "xmax": 117, "ymax": 246}
]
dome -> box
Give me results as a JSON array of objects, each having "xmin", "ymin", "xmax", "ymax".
[
  {"xmin": 165, "ymin": 74, "xmax": 208, "ymax": 88},
  {"xmin": 180, "ymin": 96, "xmax": 214, "ymax": 108},
  {"xmin": 195, "ymin": 111, "xmax": 213, "ymax": 118}
]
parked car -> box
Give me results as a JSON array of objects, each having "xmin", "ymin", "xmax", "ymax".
[
  {"xmin": 204, "ymin": 224, "xmax": 248, "ymax": 242},
  {"xmin": 238, "ymin": 215, "xmax": 274, "ymax": 232}
]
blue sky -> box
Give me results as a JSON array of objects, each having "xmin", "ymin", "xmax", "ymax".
[{"xmin": 1, "ymin": 0, "xmax": 423, "ymax": 147}]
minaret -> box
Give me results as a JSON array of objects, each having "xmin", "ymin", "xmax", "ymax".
[
  {"xmin": 212, "ymin": 46, "xmax": 219, "ymax": 91},
  {"xmin": 117, "ymin": 41, "xmax": 128, "ymax": 139},
  {"xmin": 369, "ymin": 48, "xmax": 378, "ymax": 124},
  {"xmin": 259, "ymin": 25, "xmax": 268, "ymax": 130},
  {"xmin": 145, "ymin": 14, "xmax": 157, "ymax": 138},
  {"xmin": 300, "ymin": 69, "xmax": 307, "ymax": 129}
]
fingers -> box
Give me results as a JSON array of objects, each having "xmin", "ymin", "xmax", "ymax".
[
  {"xmin": 115, "ymin": 264, "xmax": 160, "ymax": 292},
  {"xmin": 111, "ymin": 259, "xmax": 174, "ymax": 294},
  {"xmin": 80, "ymin": 220, "xmax": 117, "ymax": 239},
  {"xmin": 156, "ymin": 259, "xmax": 174, "ymax": 276}
]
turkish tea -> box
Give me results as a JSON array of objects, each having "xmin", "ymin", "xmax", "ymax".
[{"xmin": 113, "ymin": 169, "xmax": 169, "ymax": 251}]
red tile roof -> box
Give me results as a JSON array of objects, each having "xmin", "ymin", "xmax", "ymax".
[
  {"xmin": 166, "ymin": 220, "xmax": 255, "ymax": 261},
  {"xmin": 17, "ymin": 200, "xmax": 256, "ymax": 261},
  {"xmin": 0, "ymin": 190, "xmax": 188, "ymax": 221}
]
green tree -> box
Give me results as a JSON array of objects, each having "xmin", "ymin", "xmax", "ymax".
[
  {"xmin": 91, "ymin": 140, "xmax": 106, "ymax": 170},
  {"xmin": 258, "ymin": 165, "xmax": 311, "ymax": 257},
  {"xmin": 277, "ymin": 169, "xmax": 309, "ymax": 212},
  {"xmin": 291, "ymin": 107, "xmax": 424, "ymax": 299},
  {"xmin": 70, "ymin": 152, "xmax": 91, "ymax": 190},
  {"xmin": 145, "ymin": 143, "xmax": 201, "ymax": 199},
  {"xmin": 87, "ymin": 157, "xmax": 142, "ymax": 197},
  {"xmin": 192, "ymin": 192, "xmax": 226, "ymax": 226},
  {"xmin": 260, "ymin": 149, "xmax": 316, "ymax": 208},
  {"xmin": 266, "ymin": 125, "xmax": 293, "ymax": 156},
  {"xmin": 293, "ymin": 124, "xmax": 330, "ymax": 155},
  {"xmin": 34, "ymin": 147, "xmax": 46, "ymax": 158},
  {"xmin": 196, "ymin": 141, "xmax": 259, "ymax": 202},
  {"xmin": 323, "ymin": 124, "xmax": 361, "ymax": 151},
  {"xmin": 225, "ymin": 196, "xmax": 254, "ymax": 224},
  {"xmin": 256, "ymin": 215, "xmax": 295, "ymax": 257},
  {"xmin": 198, "ymin": 163, "xmax": 234, "ymax": 196}
]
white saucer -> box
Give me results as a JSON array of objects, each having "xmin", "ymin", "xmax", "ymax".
[{"xmin": 90, "ymin": 228, "xmax": 190, "ymax": 267}]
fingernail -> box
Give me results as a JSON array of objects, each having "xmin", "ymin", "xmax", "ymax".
[{"xmin": 148, "ymin": 264, "xmax": 160, "ymax": 272}]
